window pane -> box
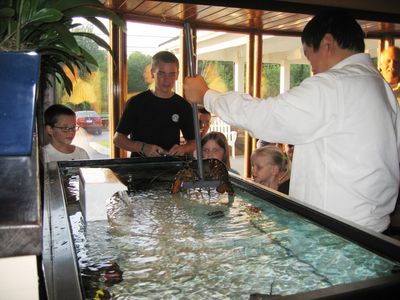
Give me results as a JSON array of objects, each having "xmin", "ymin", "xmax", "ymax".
[
  {"xmin": 54, "ymin": 18, "xmax": 111, "ymax": 159},
  {"xmin": 290, "ymin": 64, "xmax": 310, "ymax": 88},
  {"xmin": 197, "ymin": 30, "xmax": 247, "ymax": 175},
  {"xmin": 198, "ymin": 60, "xmax": 234, "ymax": 92},
  {"xmin": 262, "ymin": 63, "xmax": 280, "ymax": 97},
  {"xmin": 126, "ymin": 22, "xmax": 181, "ymax": 99}
]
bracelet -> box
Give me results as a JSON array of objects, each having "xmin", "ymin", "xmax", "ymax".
[{"xmin": 140, "ymin": 142, "xmax": 146, "ymax": 156}]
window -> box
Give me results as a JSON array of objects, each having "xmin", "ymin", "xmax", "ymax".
[
  {"xmin": 262, "ymin": 63, "xmax": 280, "ymax": 97},
  {"xmin": 55, "ymin": 18, "xmax": 111, "ymax": 159},
  {"xmin": 290, "ymin": 64, "xmax": 311, "ymax": 88},
  {"xmin": 126, "ymin": 22, "xmax": 181, "ymax": 99}
]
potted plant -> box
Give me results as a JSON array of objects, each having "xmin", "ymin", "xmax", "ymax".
[{"xmin": 0, "ymin": 0, "xmax": 125, "ymax": 155}]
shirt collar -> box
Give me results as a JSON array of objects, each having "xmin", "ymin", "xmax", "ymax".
[{"xmin": 331, "ymin": 53, "xmax": 374, "ymax": 70}]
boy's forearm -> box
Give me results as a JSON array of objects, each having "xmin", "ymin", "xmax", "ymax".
[
  {"xmin": 113, "ymin": 132, "xmax": 144, "ymax": 153},
  {"xmin": 182, "ymin": 140, "xmax": 196, "ymax": 154}
]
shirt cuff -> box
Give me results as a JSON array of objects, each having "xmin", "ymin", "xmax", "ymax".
[{"xmin": 204, "ymin": 89, "xmax": 221, "ymax": 113}]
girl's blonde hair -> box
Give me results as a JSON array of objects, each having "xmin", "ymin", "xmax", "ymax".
[
  {"xmin": 251, "ymin": 145, "xmax": 291, "ymax": 182},
  {"xmin": 201, "ymin": 131, "xmax": 231, "ymax": 168}
]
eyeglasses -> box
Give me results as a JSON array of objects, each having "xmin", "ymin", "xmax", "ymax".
[
  {"xmin": 52, "ymin": 125, "xmax": 79, "ymax": 133},
  {"xmin": 156, "ymin": 71, "xmax": 177, "ymax": 79}
]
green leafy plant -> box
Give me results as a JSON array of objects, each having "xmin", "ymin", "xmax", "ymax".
[{"xmin": 0, "ymin": 0, "xmax": 125, "ymax": 94}]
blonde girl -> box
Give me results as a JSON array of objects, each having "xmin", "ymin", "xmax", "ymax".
[{"xmin": 251, "ymin": 145, "xmax": 291, "ymax": 194}]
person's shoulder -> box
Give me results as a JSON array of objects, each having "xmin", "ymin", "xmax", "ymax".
[
  {"xmin": 41, "ymin": 144, "xmax": 52, "ymax": 164},
  {"xmin": 41, "ymin": 143, "xmax": 64, "ymax": 163},
  {"xmin": 172, "ymin": 93, "xmax": 191, "ymax": 107},
  {"xmin": 42, "ymin": 143, "xmax": 52, "ymax": 151},
  {"xmin": 172, "ymin": 93, "xmax": 185, "ymax": 101},
  {"xmin": 124, "ymin": 91, "xmax": 154, "ymax": 111},
  {"xmin": 74, "ymin": 145, "xmax": 90, "ymax": 159},
  {"xmin": 328, "ymin": 53, "xmax": 376, "ymax": 76},
  {"xmin": 128, "ymin": 90, "xmax": 152, "ymax": 102},
  {"xmin": 41, "ymin": 144, "xmax": 52, "ymax": 158},
  {"xmin": 42, "ymin": 143, "xmax": 58, "ymax": 154}
]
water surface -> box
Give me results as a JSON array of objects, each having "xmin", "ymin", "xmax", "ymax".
[{"xmin": 66, "ymin": 177, "xmax": 396, "ymax": 299}]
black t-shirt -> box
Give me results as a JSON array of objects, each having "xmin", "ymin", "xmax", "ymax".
[{"xmin": 116, "ymin": 90, "xmax": 195, "ymax": 152}]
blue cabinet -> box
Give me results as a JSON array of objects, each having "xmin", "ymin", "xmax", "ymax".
[{"xmin": 0, "ymin": 51, "xmax": 40, "ymax": 156}]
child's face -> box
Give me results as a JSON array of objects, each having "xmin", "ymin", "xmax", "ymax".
[
  {"xmin": 203, "ymin": 139, "xmax": 225, "ymax": 162},
  {"xmin": 251, "ymin": 155, "xmax": 278, "ymax": 186},
  {"xmin": 198, "ymin": 113, "xmax": 211, "ymax": 137},
  {"xmin": 46, "ymin": 114, "xmax": 77, "ymax": 147}
]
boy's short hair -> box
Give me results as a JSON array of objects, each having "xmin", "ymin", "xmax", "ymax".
[
  {"xmin": 301, "ymin": 10, "xmax": 365, "ymax": 53},
  {"xmin": 152, "ymin": 51, "xmax": 179, "ymax": 68},
  {"xmin": 198, "ymin": 106, "xmax": 211, "ymax": 116},
  {"xmin": 44, "ymin": 104, "xmax": 75, "ymax": 127}
]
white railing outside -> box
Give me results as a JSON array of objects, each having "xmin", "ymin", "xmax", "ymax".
[{"xmin": 209, "ymin": 116, "xmax": 237, "ymax": 158}]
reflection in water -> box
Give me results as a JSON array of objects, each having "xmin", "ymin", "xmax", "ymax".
[{"xmin": 65, "ymin": 175, "xmax": 396, "ymax": 299}]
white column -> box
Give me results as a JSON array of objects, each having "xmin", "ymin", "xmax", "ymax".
[
  {"xmin": 235, "ymin": 56, "xmax": 245, "ymax": 93},
  {"xmin": 280, "ymin": 60, "xmax": 291, "ymax": 93}
]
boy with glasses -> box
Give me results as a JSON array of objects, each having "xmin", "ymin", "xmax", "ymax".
[{"xmin": 42, "ymin": 104, "xmax": 89, "ymax": 163}]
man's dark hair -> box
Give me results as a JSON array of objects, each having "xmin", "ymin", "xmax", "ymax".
[
  {"xmin": 301, "ymin": 10, "xmax": 365, "ymax": 53},
  {"xmin": 198, "ymin": 106, "xmax": 211, "ymax": 116},
  {"xmin": 44, "ymin": 104, "xmax": 75, "ymax": 126},
  {"xmin": 152, "ymin": 51, "xmax": 179, "ymax": 68}
]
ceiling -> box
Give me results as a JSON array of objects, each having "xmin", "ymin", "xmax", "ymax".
[{"xmin": 106, "ymin": 0, "xmax": 400, "ymax": 38}]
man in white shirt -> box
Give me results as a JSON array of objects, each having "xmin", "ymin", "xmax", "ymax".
[{"xmin": 184, "ymin": 10, "xmax": 400, "ymax": 233}]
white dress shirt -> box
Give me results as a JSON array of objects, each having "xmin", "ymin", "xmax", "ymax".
[{"xmin": 204, "ymin": 53, "xmax": 400, "ymax": 232}]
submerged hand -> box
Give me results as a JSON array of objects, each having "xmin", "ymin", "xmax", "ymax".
[{"xmin": 183, "ymin": 75, "xmax": 209, "ymax": 105}]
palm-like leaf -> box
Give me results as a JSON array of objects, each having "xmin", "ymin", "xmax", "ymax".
[{"xmin": 0, "ymin": 0, "xmax": 125, "ymax": 95}]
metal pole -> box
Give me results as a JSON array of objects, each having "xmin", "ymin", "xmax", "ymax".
[{"xmin": 184, "ymin": 22, "xmax": 204, "ymax": 180}]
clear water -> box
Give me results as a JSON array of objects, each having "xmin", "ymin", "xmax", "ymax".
[{"xmin": 66, "ymin": 177, "xmax": 397, "ymax": 300}]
